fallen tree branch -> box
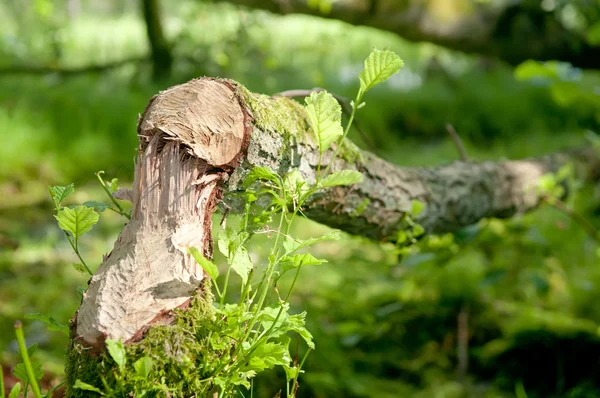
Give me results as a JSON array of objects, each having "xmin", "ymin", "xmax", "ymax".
[
  {"xmin": 218, "ymin": 0, "xmax": 600, "ymax": 69},
  {"xmin": 66, "ymin": 77, "xmax": 599, "ymax": 395}
]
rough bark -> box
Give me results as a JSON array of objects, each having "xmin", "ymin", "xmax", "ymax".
[
  {"xmin": 66, "ymin": 77, "xmax": 598, "ymax": 394},
  {"xmin": 218, "ymin": 0, "xmax": 600, "ymax": 69},
  {"xmin": 141, "ymin": 0, "xmax": 173, "ymax": 79}
]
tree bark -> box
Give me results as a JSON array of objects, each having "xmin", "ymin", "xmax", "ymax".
[
  {"xmin": 65, "ymin": 77, "xmax": 599, "ymax": 395},
  {"xmin": 141, "ymin": 0, "xmax": 173, "ymax": 79},
  {"xmin": 217, "ymin": 0, "xmax": 600, "ymax": 69}
]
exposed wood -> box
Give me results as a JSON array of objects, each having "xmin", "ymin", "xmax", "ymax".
[{"xmin": 218, "ymin": 0, "xmax": 600, "ymax": 69}]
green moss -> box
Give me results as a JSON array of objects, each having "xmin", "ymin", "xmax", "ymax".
[
  {"xmin": 236, "ymin": 84, "xmax": 311, "ymax": 144},
  {"xmin": 64, "ymin": 282, "xmax": 234, "ymax": 398}
]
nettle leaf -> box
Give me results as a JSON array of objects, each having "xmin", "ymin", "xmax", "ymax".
[
  {"xmin": 359, "ymin": 49, "xmax": 404, "ymax": 94},
  {"xmin": 105, "ymin": 339, "xmax": 127, "ymax": 371},
  {"xmin": 283, "ymin": 231, "xmax": 341, "ymax": 254},
  {"xmin": 231, "ymin": 246, "xmax": 253, "ymax": 284},
  {"xmin": 13, "ymin": 361, "xmax": 43, "ymax": 384},
  {"xmin": 244, "ymin": 166, "xmax": 281, "ymax": 189},
  {"xmin": 242, "ymin": 342, "xmax": 290, "ymax": 372},
  {"xmin": 55, "ymin": 205, "xmax": 99, "ymax": 238},
  {"xmin": 134, "ymin": 356, "xmax": 154, "ymax": 378},
  {"xmin": 73, "ymin": 380, "xmax": 104, "ymax": 395},
  {"xmin": 259, "ymin": 304, "xmax": 289, "ymax": 332},
  {"xmin": 320, "ymin": 170, "xmax": 363, "ymax": 187},
  {"xmin": 304, "ymin": 91, "xmax": 343, "ymax": 155},
  {"xmin": 289, "ymin": 312, "xmax": 315, "ymax": 349},
  {"xmin": 49, "ymin": 184, "xmax": 74, "ymax": 208},
  {"xmin": 188, "ymin": 247, "xmax": 219, "ymax": 280},
  {"xmin": 280, "ymin": 253, "xmax": 327, "ymax": 272},
  {"xmin": 83, "ymin": 200, "xmax": 112, "ymax": 212},
  {"xmin": 8, "ymin": 382, "xmax": 21, "ymax": 398},
  {"xmin": 25, "ymin": 313, "xmax": 69, "ymax": 335}
]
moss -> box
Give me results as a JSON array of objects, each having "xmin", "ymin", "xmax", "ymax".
[
  {"xmin": 65, "ymin": 282, "xmax": 233, "ymax": 398},
  {"xmin": 236, "ymin": 84, "xmax": 311, "ymax": 144}
]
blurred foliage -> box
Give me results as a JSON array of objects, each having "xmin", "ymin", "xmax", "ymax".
[{"xmin": 1, "ymin": 0, "xmax": 599, "ymax": 397}]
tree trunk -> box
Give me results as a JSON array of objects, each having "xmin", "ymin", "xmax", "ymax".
[
  {"xmin": 216, "ymin": 0, "xmax": 600, "ymax": 69},
  {"xmin": 141, "ymin": 0, "xmax": 172, "ymax": 80},
  {"xmin": 64, "ymin": 77, "xmax": 599, "ymax": 396}
]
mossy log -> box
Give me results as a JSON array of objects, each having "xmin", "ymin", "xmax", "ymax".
[{"xmin": 65, "ymin": 77, "xmax": 599, "ymax": 396}]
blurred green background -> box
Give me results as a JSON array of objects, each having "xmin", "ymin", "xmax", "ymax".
[{"xmin": 1, "ymin": 0, "xmax": 600, "ymax": 397}]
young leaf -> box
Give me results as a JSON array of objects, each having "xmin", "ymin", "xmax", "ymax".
[
  {"xmin": 188, "ymin": 247, "xmax": 219, "ymax": 280},
  {"xmin": 320, "ymin": 170, "xmax": 363, "ymax": 187},
  {"xmin": 305, "ymin": 91, "xmax": 343, "ymax": 155},
  {"xmin": 280, "ymin": 253, "xmax": 327, "ymax": 272},
  {"xmin": 230, "ymin": 246, "xmax": 253, "ymax": 284},
  {"xmin": 13, "ymin": 361, "xmax": 43, "ymax": 385},
  {"xmin": 105, "ymin": 339, "xmax": 127, "ymax": 372},
  {"xmin": 49, "ymin": 184, "xmax": 74, "ymax": 209},
  {"xmin": 283, "ymin": 231, "xmax": 341, "ymax": 254},
  {"xmin": 241, "ymin": 342, "xmax": 290, "ymax": 372},
  {"xmin": 55, "ymin": 206, "xmax": 99, "ymax": 238},
  {"xmin": 24, "ymin": 313, "xmax": 69, "ymax": 335},
  {"xmin": 83, "ymin": 201, "xmax": 112, "ymax": 212},
  {"xmin": 134, "ymin": 356, "xmax": 154, "ymax": 378},
  {"xmin": 359, "ymin": 49, "xmax": 404, "ymax": 94},
  {"xmin": 73, "ymin": 380, "xmax": 104, "ymax": 395},
  {"xmin": 411, "ymin": 200, "xmax": 425, "ymax": 216},
  {"xmin": 109, "ymin": 178, "xmax": 119, "ymax": 193},
  {"xmin": 289, "ymin": 312, "xmax": 315, "ymax": 349},
  {"xmin": 8, "ymin": 382, "xmax": 21, "ymax": 398},
  {"xmin": 243, "ymin": 166, "xmax": 281, "ymax": 189}
]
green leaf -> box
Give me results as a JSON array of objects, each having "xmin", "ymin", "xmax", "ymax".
[
  {"xmin": 280, "ymin": 253, "xmax": 327, "ymax": 272},
  {"xmin": 25, "ymin": 313, "xmax": 69, "ymax": 335},
  {"xmin": 8, "ymin": 382, "xmax": 21, "ymax": 398},
  {"xmin": 109, "ymin": 178, "xmax": 119, "ymax": 193},
  {"xmin": 411, "ymin": 200, "xmax": 425, "ymax": 216},
  {"xmin": 283, "ymin": 364, "xmax": 300, "ymax": 382},
  {"xmin": 105, "ymin": 339, "xmax": 127, "ymax": 372},
  {"xmin": 83, "ymin": 201, "xmax": 112, "ymax": 212},
  {"xmin": 320, "ymin": 170, "xmax": 363, "ymax": 187},
  {"xmin": 134, "ymin": 356, "xmax": 154, "ymax": 378},
  {"xmin": 283, "ymin": 231, "xmax": 341, "ymax": 254},
  {"xmin": 289, "ymin": 312, "xmax": 315, "ymax": 349},
  {"xmin": 13, "ymin": 361, "xmax": 43, "ymax": 384},
  {"xmin": 55, "ymin": 205, "xmax": 99, "ymax": 239},
  {"xmin": 243, "ymin": 167, "xmax": 281, "ymax": 189},
  {"xmin": 73, "ymin": 380, "xmax": 104, "ymax": 395},
  {"xmin": 188, "ymin": 247, "xmax": 219, "ymax": 280},
  {"xmin": 49, "ymin": 184, "xmax": 74, "ymax": 209},
  {"xmin": 352, "ymin": 198, "xmax": 370, "ymax": 217},
  {"xmin": 242, "ymin": 342, "xmax": 290, "ymax": 372},
  {"xmin": 71, "ymin": 262, "xmax": 88, "ymax": 274},
  {"xmin": 359, "ymin": 49, "xmax": 404, "ymax": 94},
  {"xmin": 305, "ymin": 91, "xmax": 343, "ymax": 155},
  {"xmin": 230, "ymin": 246, "xmax": 253, "ymax": 284}
]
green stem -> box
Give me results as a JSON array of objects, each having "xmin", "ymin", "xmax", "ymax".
[
  {"xmin": 0, "ymin": 364, "xmax": 5, "ymax": 398},
  {"xmin": 219, "ymin": 267, "xmax": 231, "ymax": 307},
  {"xmin": 14, "ymin": 321, "xmax": 42, "ymax": 398},
  {"xmin": 66, "ymin": 234, "xmax": 93, "ymax": 275},
  {"xmin": 291, "ymin": 348, "xmax": 312, "ymax": 398},
  {"xmin": 322, "ymin": 90, "xmax": 362, "ymax": 178},
  {"xmin": 96, "ymin": 171, "xmax": 130, "ymax": 220}
]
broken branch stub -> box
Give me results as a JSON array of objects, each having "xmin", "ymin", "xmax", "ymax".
[{"xmin": 75, "ymin": 79, "xmax": 250, "ymax": 346}]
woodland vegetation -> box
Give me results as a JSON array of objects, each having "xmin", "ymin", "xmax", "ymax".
[{"xmin": 1, "ymin": 1, "xmax": 599, "ymax": 397}]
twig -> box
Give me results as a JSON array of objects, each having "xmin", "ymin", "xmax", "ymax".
[
  {"xmin": 446, "ymin": 124, "xmax": 469, "ymax": 162},
  {"xmin": 277, "ymin": 88, "xmax": 381, "ymax": 157}
]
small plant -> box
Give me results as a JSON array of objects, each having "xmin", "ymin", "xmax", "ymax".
[{"xmin": 48, "ymin": 49, "xmax": 404, "ymax": 397}]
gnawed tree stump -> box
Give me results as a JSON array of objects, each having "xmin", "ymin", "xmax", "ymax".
[{"xmin": 65, "ymin": 77, "xmax": 599, "ymax": 396}]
